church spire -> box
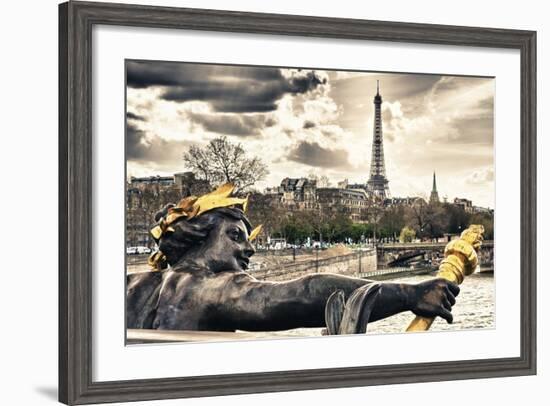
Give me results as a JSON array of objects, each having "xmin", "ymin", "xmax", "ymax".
[{"xmin": 430, "ymin": 171, "xmax": 440, "ymax": 204}]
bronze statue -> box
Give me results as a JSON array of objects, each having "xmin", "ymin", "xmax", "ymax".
[{"xmin": 127, "ymin": 184, "xmax": 460, "ymax": 334}]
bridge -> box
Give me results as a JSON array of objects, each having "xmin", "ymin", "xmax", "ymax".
[{"xmin": 377, "ymin": 240, "xmax": 494, "ymax": 272}]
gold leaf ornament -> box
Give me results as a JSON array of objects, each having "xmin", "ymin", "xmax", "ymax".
[
  {"xmin": 147, "ymin": 250, "xmax": 167, "ymax": 271},
  {"xmin": 189, "ymin": 184, "xmax": 248, "ymax": 219},
  {"xmin": 149, "ymin": 183, "xmax": 250, "ymax": 240},
  {"xmin": 249, "ymin": 224, "xmax": 263, "ymax": 242},
  {"xmin": 192, "ymin": 196, "xmax": 248, "ymax": 219},
  {"xmin": 150, "ymin": 225, "xmax": 163, "ymax": 240}
]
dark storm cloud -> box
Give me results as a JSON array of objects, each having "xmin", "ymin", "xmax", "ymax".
[
  {"xmin": 126, "ymin": 61, "xmax": 282, "ymax": 88},
  {"xmin": 303, "ymin": 120, "xmax": 316, "ymax": 129},
  {"xmin": 126, "ymin": 111, "xmax": 145, "ymax": 121},
  {"xmin": 126, "ymin": 122, "xmax": 147, "ymax": 160},
  {"xmin": 185, "ymin": 112, "xmax": 275, "ymax": 136},
  {"xmin": 287, "ymin": 71, "xmax": 326, "ymax": 93},
  {"xmin": 126, "ymin": 61, "xmax": 326, "ymax": 113},
  {"xmin": 126, "ymin": 122, "xmax": 190, "ymax": 163},
  {"xmin": 288, "ymin": 141, "xmax": 350, "ymax": 169},
  {"xmin": 163, "ymin": 84, "xmax": 279, "ymax": 112}
]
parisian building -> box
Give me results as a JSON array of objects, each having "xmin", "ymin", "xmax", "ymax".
[{"xmin": 126, "ymin": 172, "xmax": 210, "ymax": 247}]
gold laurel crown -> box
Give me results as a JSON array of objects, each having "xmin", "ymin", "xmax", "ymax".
[{"xmin": 147, "ymin": 183, "xmax": 262, "ymax": 270}]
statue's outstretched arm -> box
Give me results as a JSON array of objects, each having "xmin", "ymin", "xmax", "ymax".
[{"xmin": 213, "ymin": 273, "xmax": 459, "ymax": 333}]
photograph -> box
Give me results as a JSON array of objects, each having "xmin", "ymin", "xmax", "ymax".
[{"xmin": 125, "ymin": 60, "xmax": 495, "ymax": 343}]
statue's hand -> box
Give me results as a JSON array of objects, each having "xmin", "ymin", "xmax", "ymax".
[{"xmin": 409, "ymin": 278, "xmax": 460, "ymax": 324}]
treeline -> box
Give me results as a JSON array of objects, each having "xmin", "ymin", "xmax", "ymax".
[
  {"xmin": 246, "ymin": 198, "xmax": 494, "ymax": 244},
  {"xmin": 128, "ymin": 184, "xmax": 493, "ymax": 247}
]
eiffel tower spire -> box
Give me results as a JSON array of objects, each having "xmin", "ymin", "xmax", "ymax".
[{"xmin": 367, "ymin": 80, "xmax": 390, "ymax": 198}]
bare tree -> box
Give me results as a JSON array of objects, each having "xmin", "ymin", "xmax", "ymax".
[
  {"xmin": 379, "ymin": 205, "xmax": 406, "ymax": 241},
  {"xmin": 405, "ymin": 199, "xmax": 447, "ymax": 240},
  {"xmin": 183, "ymin": 136, "xmax": 268, "ymax": 193},
  {"xmin": 246, "ymin": 192, "xmax": 286, "ymax": 244},
  {"xmin": 302, "ymin": 207, "xmax": 327, "ymax": 244},
  {"xmin": 360, "ymin": 195, "xmax": 385, "ymax": 243},
  {"xmin": 405, "ymin": 198, "xmax": 429, "ymax": 238},
  {"xmin": 182, "ymin": 145, "xmax": 212, "ymax": 184}
]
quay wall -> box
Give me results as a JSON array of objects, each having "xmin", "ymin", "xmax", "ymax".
[{"xmin": 250, "ymin": 250, "xmax": 377, "ymax": 281}]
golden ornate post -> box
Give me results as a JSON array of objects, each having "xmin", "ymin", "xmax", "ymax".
[{"xmin": 406, "ymin": 224, "xmax": 485, "ymax": 332}]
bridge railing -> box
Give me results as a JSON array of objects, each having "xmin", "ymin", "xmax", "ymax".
[{"xmin": 378, "ymin": 240, "xmax": 494, "ymax": 249}]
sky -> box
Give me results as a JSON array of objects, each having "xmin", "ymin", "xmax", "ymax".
[{"xmin": 126, "ymin": 60, "xmax": 495, "ymax": 208}]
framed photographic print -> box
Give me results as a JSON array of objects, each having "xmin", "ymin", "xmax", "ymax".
[{"xmin": 59, "ymin": 1, "xmax": 536, "ymax": 404}]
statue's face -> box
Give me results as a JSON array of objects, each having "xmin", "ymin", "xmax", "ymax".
[{"xmin": 199, "ymin": 216, "xmax": 255, "ymax": 273}]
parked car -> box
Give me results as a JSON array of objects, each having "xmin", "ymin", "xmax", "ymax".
[
  {"xmin": 136, "ymin": 246, "xmax": 152, "ymax": 255},
  {"xmin": 126, "ymin": 246, "xmax": 151, "ymax": 255}
]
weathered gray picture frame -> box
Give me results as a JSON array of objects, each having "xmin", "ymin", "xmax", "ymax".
[{"xmin": 58, "ymin": 1, "xmax": 537, "ymax": 404}]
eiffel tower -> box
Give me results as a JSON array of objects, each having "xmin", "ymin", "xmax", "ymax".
[{"xmin": 367, "ymin": 80, "xmax": 390, "ymax": 198}]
